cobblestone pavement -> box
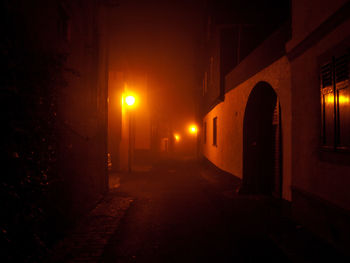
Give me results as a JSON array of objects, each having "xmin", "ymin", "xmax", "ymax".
[
  {"xmin": 46, "ymin": 159, "xmax": 349, "ymax": 263},
  {"xmin": 45, "ymin": 192, "xmax": 133, "ymax": 263}
]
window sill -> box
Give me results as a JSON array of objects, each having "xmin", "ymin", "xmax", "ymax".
[{"xmin": 319, "ymin": 147, "xmax": 350, "ymax": 166}]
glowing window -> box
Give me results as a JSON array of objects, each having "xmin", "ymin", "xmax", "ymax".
[{"xmin": 321, "ymin": 52, "xmax": 350, "ymax": 150}]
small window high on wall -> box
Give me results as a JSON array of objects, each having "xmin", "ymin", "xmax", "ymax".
[
  {"xmin": 321, "ymin": 50, "xmax": 350, "ymax": 151},
  {"xmin": 213, "ymin": 117, "xmax": 217, "ymax": 146}
]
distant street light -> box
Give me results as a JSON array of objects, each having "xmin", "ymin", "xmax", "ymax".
[
  {"xmin": 174, "ymin": 133, "xmax": 180, "ymax": 142},
  {"xmin": 189, "ymin": 124, "xmax": 198, "ymax": 135},
  {"xmin": 125, "ymin": 95, "xmax": 135, "ymax": 106}
]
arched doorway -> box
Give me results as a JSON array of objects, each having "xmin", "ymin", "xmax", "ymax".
[{"xmin": 241, "ymin": 82, "xmax": 283, "ymax": 197}]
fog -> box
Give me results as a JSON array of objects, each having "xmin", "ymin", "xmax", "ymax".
[{"xmin": 107, "ymin": 0, "xmax": 206, "ymax": 127}]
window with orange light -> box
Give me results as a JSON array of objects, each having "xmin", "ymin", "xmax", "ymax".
[{"xmin": 320, "ymin": 50, "xmax": 350, "ymax": 151}]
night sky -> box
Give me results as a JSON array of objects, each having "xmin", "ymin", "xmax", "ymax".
[
  {"xmin": 106, "ymin": 0, "xmax": 289, "ymax": 127},
  {"xmin": 108, "ymin": 0, "xmax": 206, "ymax": 127}
]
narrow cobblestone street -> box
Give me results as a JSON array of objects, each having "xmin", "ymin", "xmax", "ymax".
[
  {"xmin": 4, "ymin": 2, "xmax": 350, "ymax": 262},
  {"xmin": 47, "ymin": 159, "xmax": 348, "ymax": 263}
]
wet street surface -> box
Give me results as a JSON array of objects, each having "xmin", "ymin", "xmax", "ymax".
[
  {"xmin": 101, "ymin": 160, "xmax": 289, "ymax": 263},
  {"xmin": 48, "ymin": 159, "xmax": 348, "ymax": 263}
]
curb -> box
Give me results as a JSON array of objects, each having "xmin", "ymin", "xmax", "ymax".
[{"xmin": 44, "ymin": 193, "xmax": 134, "ymax": 263}]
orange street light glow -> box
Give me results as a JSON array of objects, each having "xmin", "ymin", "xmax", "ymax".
[
  {"xmin": 125, "ymin": 95, "xmax": 135, "ymax": 106},
  {"xmin": 189, "ymin": 125, "xmax": 197, "ymax": 134},
  {"xmin": 174, "ymin": 134, "xmax": 180, "ymax": 142}
]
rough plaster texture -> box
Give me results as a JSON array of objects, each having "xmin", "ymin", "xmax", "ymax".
[
  {"xmin": 203, "ymin": 57, "xmax": 292, "ymax": 201},
  {"xmin": 286, "ymin": 0, "xmax": 348, "ymax": 52},
  {"xmin": 58, "ymin": 2, "xmax": 109, "ymax": 219},
  {"xmin": 290, "ymin": 18, "xmax": 350, "ymax": 210},
  {"xmin": 201, "ymin": 27, "xmax": 222, "ymax": 112}
]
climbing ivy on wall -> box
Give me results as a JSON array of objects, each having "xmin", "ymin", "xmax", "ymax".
[{"xmin": 1, "ymin": 1, "xmax": 67, "ymax": 261}]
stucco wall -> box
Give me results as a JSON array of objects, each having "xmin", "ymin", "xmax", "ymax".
[
  {"xmin": 287, "ymin": 0, "xmax": 348, "ymax": 52},
  {"xmin": 201, "ymin": 27, "xmax": 222, "ymax": 112},
  {"xmin": 202, "ymin": 56, "xmax": 292, "ymax": 200},
  {"xmin": 290, "ymin": 18, "xmax": 350, "ymax": 210},
  {"xmin": 58, "ymin": 1, "xmax": 109, "ymax": 219}
]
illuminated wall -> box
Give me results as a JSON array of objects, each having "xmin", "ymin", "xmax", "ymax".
[
  {"xmin": 133, "ymin": 74, "xmax": 151, "ymax": 151},
  {"xmin": 202, "ymin": 56, "xmax": 292, "ymax": 200},
  {"xmin": 108, "ymin": 71, "xmax": 152, "ymax": 171}
]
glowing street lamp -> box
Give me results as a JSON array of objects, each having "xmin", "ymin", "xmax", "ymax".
[
  {"xmin": 174, "ymin": 134, "xmax": 180, "ymax": 142},
  {"xmin": 125, "ymin": 95, "xmax": 135, "ymax": 106},
  {"xmin": 189, "ymin": 124, "xmax": 198, "ymax": 135}
]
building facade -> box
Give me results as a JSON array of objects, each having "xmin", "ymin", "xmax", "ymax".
[
  {"xmin": 2, "ymin": 1, "xmax": 112, "ymax": 259},
  {"xmin": 108, "ymin": 71, "xmax": 152, "ymax": 171},
  {"xmin": 200, "ymin": 0, "xmax": 350, "ymax": 253},
  {"xmin": 200, "ymin": 0, "xmax": 291, "ymax": 198},
  {"xmin": 57, "ymin": 0, "xmax": 110, "ymax": 221},
  {"xmin": 287, "ymin": 0, "xmax": 350, "ymax": 253}
]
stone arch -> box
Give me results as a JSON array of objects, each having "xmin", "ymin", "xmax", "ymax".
[{"xmin": 241, "ymin": 81, "xmax": 283, "ymax": 197}]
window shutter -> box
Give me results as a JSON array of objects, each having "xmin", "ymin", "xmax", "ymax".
[
  {"xmin": 335, "ymin": 52, "xmax": 350, "ymax": 148},
  {"xmin": 321, "ymin": 62, "xmax": 333, "ymax": 88},
  {"xmin": 321, "ymin": 61, "xmax": 335, "ymax": 147},
  {"xmin": 335, "ymin": 53, "xmax": 349, "ymax": 83}
]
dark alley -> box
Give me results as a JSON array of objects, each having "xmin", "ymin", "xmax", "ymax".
[
  {"xmin": 48, "ymin": 159, "xmax": 346, "ymax": 262},
  {"xmin": 2, "ymin": 0, "xmax": 350, "ymax": 262}
]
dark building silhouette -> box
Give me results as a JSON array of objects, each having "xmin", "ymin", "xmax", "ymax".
[{"xmin": 2, "ymin": 0, "xmax": 112, "ymax": 260}]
